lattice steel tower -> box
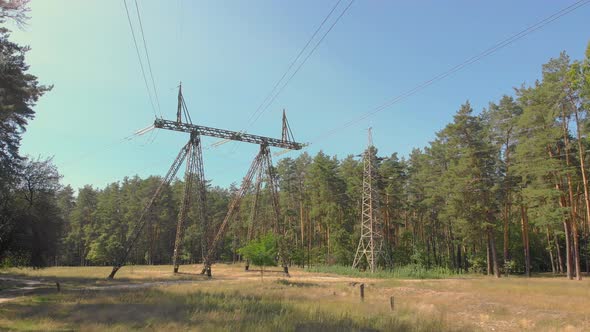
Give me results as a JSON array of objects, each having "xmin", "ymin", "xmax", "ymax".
[
  {"xmin": 107, "ymin": 84, "xmax": 302, "ymax": 279},
  {"xmin": 352, "ymin": 128, "xmax": 384, "ymax": 273}
]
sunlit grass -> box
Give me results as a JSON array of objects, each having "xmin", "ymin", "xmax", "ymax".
[
  {"xmin": 2, "ymin": 265, "xmax": 184, "ymax": 280},
  {"xmin": 2, "ymin": 264, "xmax": 590, "ymax": 331},
  {"xmin": 0, "ymin": 282, "xmax": 457, "ymax": 331},
  {"xmin": 306, "ymin": 264, "xmax": 460, "ymax": 279},
  {"xmin": 0, "ymin": 265, "xmax": 204, "ymax": 290}
]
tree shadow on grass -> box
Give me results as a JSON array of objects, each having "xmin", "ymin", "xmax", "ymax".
[
  {"xmin": 0, "ymin": 272, "xmax": 210, "ymax": 306},
  {"xmin": 0, "ymin": 288, "xmax": 418, "ymax": 331},
  {"xmin": 174, "ymin": 271, "xmax": 208, "ymax": 277},
  {"xmin": 0, "ymin": 271, "xmax": 205, "ymax": 288}
]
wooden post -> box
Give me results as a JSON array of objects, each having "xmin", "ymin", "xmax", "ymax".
[
  {"xmin": 55, "ymin": 281, "xmax": 60, "ymax": 292},
  {"xmin": 389, "ymin": 296, "xmax": 394, "ymax": 311},
  {"xmin": 359, "ymin": 283, "xmax": 365, "ymax": 301}
]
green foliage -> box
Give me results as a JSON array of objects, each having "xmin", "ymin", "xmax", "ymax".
[
  {"xmin": 503, "ymin": 260, "xmax": 517, "ymax": 275},
  {"xmin": 4, "ymin": 11, "xmax": 590, "ymax": 281},
  {"xmin": 1, "ymin": 157, "xmax": 62, "ymax": 268},
  {"xmin": 0, "ymin": 9, "xmax": 53, "ymax": 266},
  {"xmin": 307, "ymin": 264, "xmax": 458, "ymax": 279},
  {"xmin": 467, "ymin": 256, "xmax": 487, "ymax": 274},
  {"xmin": 0, "ymin": 250, "xmax": 29, "ymax": 268},
  {"xmin": 238, "ymin": 233, "xmax": 278, "ymax": 268},
  {"xmin": 0, "ymin": 28, "xmax": 51, "ymax": 181}
]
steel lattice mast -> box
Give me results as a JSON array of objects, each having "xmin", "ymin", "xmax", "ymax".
[
  {"xmin": 108, "ymin": 140, "xmax": 190, "ymax": 279},
  {"xmin": 108, "ymin": 84, "xmax": 302, "ymax": 279},
  {"xmin": 352, "ymin": 128, "xmax": 384, "ymax": 273},
  {"xmin": 172, "ymin": 131, "xmax": 207, "ymax": 273},
  {"xmin": 200, "ymin": 144, "xmax": 288, "ymax": 277}
]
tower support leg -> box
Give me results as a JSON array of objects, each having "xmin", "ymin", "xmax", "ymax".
[
  {"xmin": 201, "ymin": 147, "xmax": 266, "ymax": 274},
  {"xmin": 172, "ymin": 133, "xmax": 208, "ymax": 274},
  {"xmin": 108, "ymin": 142, "xmax": 190, "ymax": 279}
]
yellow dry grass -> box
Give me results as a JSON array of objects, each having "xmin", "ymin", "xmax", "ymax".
[{"xmin": 1, "ymin": 264, "xmax": 589, "ymax": 331}]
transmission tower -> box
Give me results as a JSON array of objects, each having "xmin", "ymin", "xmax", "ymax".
[
  {"xmin": 200, "ymin": 143, "xmax": 287, "ymax": 276},
  {"xmin": 108, "ymin": 84, "xmax": 302, "ymax": 279},
  {"xmin": 352, "ymin": 128, "xmax": 384, "ymax": 273},
  {"xmin": 200, "ymin": 108, "xmax": 300, "ymax": 276}
]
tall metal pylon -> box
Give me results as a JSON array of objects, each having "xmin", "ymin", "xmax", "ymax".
[
  {"xmin": 172, "ymin": 131, "xmax": 207, "ymax": 273},
  {"xmin": 352, "ymin": 128, "xmax": 384, "ymax": 273},
  {"xmin": 201, "ymin": 143, "xmax": 291, "ymax": 277},
  {"xmin": 107, "ymin": 84, "xmax": 303, "ymax": 279}
]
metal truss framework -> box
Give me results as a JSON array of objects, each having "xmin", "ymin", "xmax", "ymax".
[
  {"xmin": 108, "ymin": 85, "xmax": 302, "ymax": 279},
  {"xmin": 200, "ymin": 144, "xmax": 290, "ymax": 277},
  {"xmin": 108, "ymin": 138, "xmax": 192, "ymax": 279},
  {"xmin": 352, "ymin": 128, "xmax": 385, "ymax": 273},
  {"xmin": 172, "ymin": 132, "xmax": 207, "ymax": 273},
  {"xmin": 154, "ymin": 119, "xmax": 303, "ymax": 151}
]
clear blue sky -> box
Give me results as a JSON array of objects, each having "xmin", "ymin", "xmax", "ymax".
[{"xmin": 8, "ymin": 0, "xmax": 590, "ymax": 191}]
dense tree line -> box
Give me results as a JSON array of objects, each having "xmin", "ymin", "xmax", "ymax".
[
  {"xmin": 270, "ymin": 45, "xmax": 590, "ymax": 280},
  {"xmin": 0, "ymin": 0, "xmax": 56, "ymax": 268},
  {"xmin": 2, "ymin": 1, "xmax": 589, "ymax": 279}
]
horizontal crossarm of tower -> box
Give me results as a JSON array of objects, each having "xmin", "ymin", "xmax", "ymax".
[{"xmin": 154, "ymin": 119, "xmax": 304, "ymax": 150}]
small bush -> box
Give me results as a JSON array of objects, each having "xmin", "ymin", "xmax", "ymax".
[
  {"xmin": 468, "ymin": 256, "xmax": 486, "ymax": 274},
  {"xmin": 503, "ymin": 260, "xmax": 516, "ymax": 275}
]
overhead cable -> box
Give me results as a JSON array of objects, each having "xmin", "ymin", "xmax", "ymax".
[
  {"xmin": 307, "ymin": 0, "xmax": 590, "ymax": 146},
  {"xmin": 134, "ymin": 0, "xmax": 162, "ymax": 117},
  {"xmin": 245, "ymin": 0, "xmax": 346, "ymax": 129}
]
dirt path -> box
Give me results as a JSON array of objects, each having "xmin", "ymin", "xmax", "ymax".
[
  {"xmin": 0, "ymin": 277, "xmax": 205, "ymax": 304},
  {"xmin": 0, "ymin": 277, "xmax": 47, "ymax": 303}
]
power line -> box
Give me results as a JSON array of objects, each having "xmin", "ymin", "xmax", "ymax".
[
  {"xmin": 65, "ymin": 1, "xmax": 588, "ymax": 177},
  {"xmin": 250, "ymin": 0, "xmax": 356, "ymax": 127},
  {"xmin": 58, "ymin": 125, "xmax": 155, "ymax": 170},
  {"xmin": 226, "ymin": 0, "xmax": 355, "ymax": 154},
  {"xmin": 123, "ymin": 0, "xmax": 158, "ymax": 118},
  {"xmin": 178, "ymin": 0, "xmax": 184, "ymax": 65},
  {"xmin": 308, "ymin": 0, "xmax": 590, "ymax": 145},
  {"xmin": 133, "ymin": 0, "xmax": 162, "ymax": 117},
  {"xmin": 223, "ymin": 0, "xmax": 354, "ymax": 153},
  {"xmin": 245, "ymin": 0, "xmax": 345, "ymax": 128}
]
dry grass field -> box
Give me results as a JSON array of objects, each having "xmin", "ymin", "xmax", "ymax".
[{"xmin": 1, "ymin": 264, "xmax": 589, "ymax": 331}]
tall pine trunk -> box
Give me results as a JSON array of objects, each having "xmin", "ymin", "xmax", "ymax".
[
  {"xmin": 570, "ymin": 98, "xmax": 590, "ymax": 234},
  {"xmin": 520, "ymin": 205, "xmax": 531, "ymax": 277},
  {"xmin": 299, "ymin": 199, "xmax": 305, "ymax": 268},
  {"xmin": 554, "ymin": 232, "xmax": 565, "ymax": 274},
  {"xmin": 502, "ymin": 139, "xmax": 513, "ymax": 275},
  {"xmin": 563, "ymin": 218, "xmax": 574, "ymax": 280},
  {"xmin": 572, "ymin": 219, "xmax": 582, "ymax": 280},
  {"xmin": 486, "ymin": 236, "xmax": 492, "ymax": 276},
  {"xmin": 503, "ymin": 203, "xmax": 510, "ymax": 275},
  {"xmin": 552, "ymin": 159, "xmax": 572, "ymax": 278},
  {"xmin": 486, "ymin": 227, "xmax": 500, "ymax": 278},
  {"xmin": 546, "ymin": 227, "xmax": 556, "ymax": 274},
  {"xmin": 561, "ymin": 107, "xmax": 582, "ymax": 280}
]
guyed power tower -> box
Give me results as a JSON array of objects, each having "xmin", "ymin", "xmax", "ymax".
[
  {"xmin": 352, "ymin": 128, "xmax": 384, "ymax": 273},
  {"xmin": 108, "ymin": 84, "xmax": 303, "ymax": 279}
]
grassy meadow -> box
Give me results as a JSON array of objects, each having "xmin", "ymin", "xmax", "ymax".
[{"xmin": 0, "ymin": 264, "xmax": 589, "ymax": 331}]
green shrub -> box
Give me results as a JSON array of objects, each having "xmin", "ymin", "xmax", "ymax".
[
  {"xmin": 238, "ymin": 233, "xmax": 278, "ymax": 280},
  {"xmin": 306, "ymin": 264, "xmax": 458, "ymax": 279},
  {"xmin": 468, "ymin": 256, "xmax": 486, "ymax": 274}
]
